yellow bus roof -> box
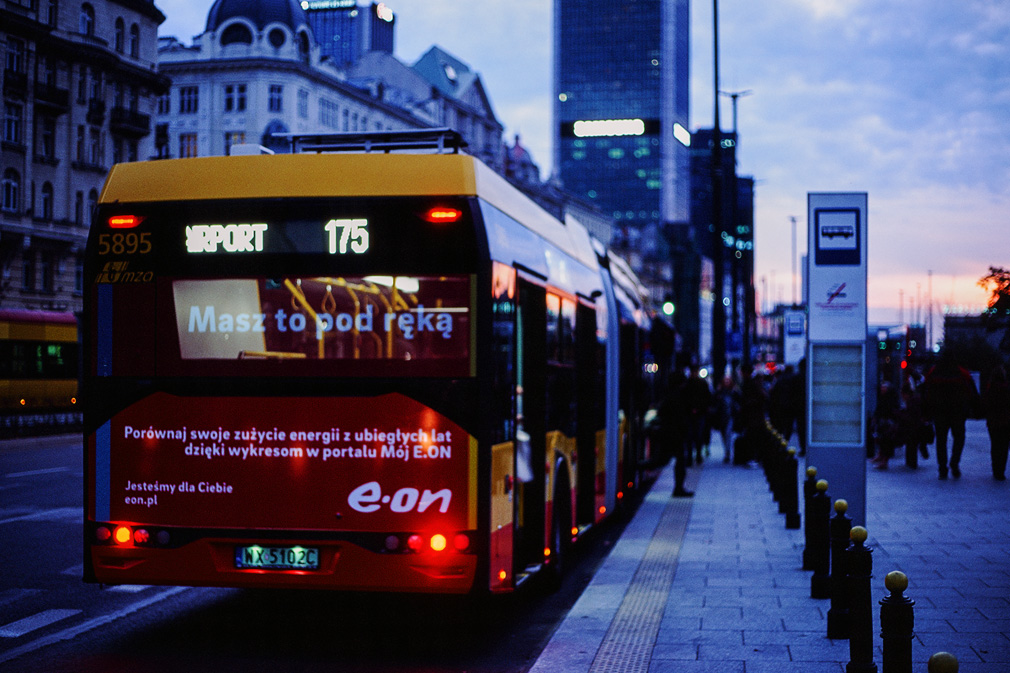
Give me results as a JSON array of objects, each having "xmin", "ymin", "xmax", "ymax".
[
  {"xmin": 99, "ymin": 152, "xmax": 597, "ymax": 273},
  {"xmin": 99, "ymin": 153, "xmax": 482, "ymax": 204}
]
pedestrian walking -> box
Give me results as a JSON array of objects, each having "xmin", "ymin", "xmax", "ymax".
[
  {"xmin": 657, "ymin": 370, "xmax": 693, "ymax": 497},
  {"xmin": 921, "ymin": 349, "xmax": 981, "ymax": 479},
  {"xmin": 712, "ymin": 375, "xmax": 738, "ymax": 463},
  {"xmin": 982, "ymin": 363, "xmax": 1010, "ymax": 481},
  {"xmin": 899, "ymin": 379, "xmax": 930, "ymax": 468},
  {"xmin": 683, "ymin": 363, "xmax": 713, "ymax": 465},
  {"xmin": 871, "ymin": 380, "xmax": 902, "ymax": 470}
]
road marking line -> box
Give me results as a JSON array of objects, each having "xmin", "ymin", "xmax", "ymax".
[
  {"xmin": 0, "ymin": 589, "xmax": 41, "ymax": 609},
  {"xmin": 0, "ymin": 609, "xmax": 82, "ymax": 638},
  {"xmin": 4, "ymin": 467, "xmax": 70, "ymax": 479},
  {"xmin": 0, "ymin": 587, "xmax": 188, "ymax": 665},
  {"xmin": 0, "ymin": 507, "xmax": 81, "ymax": 526},
  {"xmin": 108, "ymin": 585, "xmax": 150, "ymax": 593},
  {"xmin": 61, "ymin": 564, "xmax": 84, "ymax": 577}
]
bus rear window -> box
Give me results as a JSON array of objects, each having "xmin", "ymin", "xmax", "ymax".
[{"xmin": 171, "ymin": 275, "xmax": 471, "ymax": 372}]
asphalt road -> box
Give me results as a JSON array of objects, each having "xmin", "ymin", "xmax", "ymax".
[{"xmin": 0, "ymin": 434, "xmax": 642, "ymax": 673}]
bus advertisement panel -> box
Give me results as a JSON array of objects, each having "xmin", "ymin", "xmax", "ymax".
[{"xmin": 97, "ymin": 392, "xmax": 475, "ymax": 533}]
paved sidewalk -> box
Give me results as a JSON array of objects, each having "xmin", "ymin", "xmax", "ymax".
[{"xmin": 530, "ymin": 420, "xmax": 1010, "ymax": 672}]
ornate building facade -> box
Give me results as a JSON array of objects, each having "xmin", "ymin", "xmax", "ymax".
[{"xmin": 1, "ymin": 0, "xmax": 166, "ymax": 311}]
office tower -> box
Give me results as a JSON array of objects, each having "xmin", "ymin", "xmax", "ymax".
[
  {"xmin": 553, "ymin": 0, "xmax": 690, "ymax": 302},
  {"xmin": 302, "ymin": 1, "xmax": 394, "ymax": 68}
]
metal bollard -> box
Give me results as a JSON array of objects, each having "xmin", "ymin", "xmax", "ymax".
[
  {"xmin": 846, "ymin": 526, "xmax": 877, "ymax": 673},
  {"xmin": 783, "ymin": 448, "xmax": 801, "ymax": 529},
  {"xmin": 810, "ymin": 479, "xmax": 832, "ymax": 599},
  {"xmin": 777, "ymin": 440, "xmax": 790, "ymax": 512},
  {"xmin": 879, "ymin": 570, "xmax": 914, "ymax": 673},
  {"xmin": 827, "ymin": 498, "xmax": 852, "ymax": 639},
  {"xmin": 802, "ymin": 466, "xmax": 818, "ymax": 569},
  {"xmin": 927, "ymin": 652, "xmax": 958, "ymax": 673}
]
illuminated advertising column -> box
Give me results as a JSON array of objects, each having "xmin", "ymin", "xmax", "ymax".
[{"xmin": 805, "ymin": 192, "xmax": 868, "ymax": 525}]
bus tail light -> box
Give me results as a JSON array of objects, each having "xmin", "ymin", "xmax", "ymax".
[
  {"xmin": 423, "ymin": 207, "xmax": 462, "ymax": 223},
  {"xmin": 108, "ymin": 215, "xmax": 143, "ymax": 229},
  {"xmin": 113, "ymin": 526, "xmax": 132, "ymax": 545},
  {"xmin": 95, "ymin": 526, "xmax": 112, "ymax": 542},
  {"xmin": 453, "ymin": 533, "xmax": 470, "ymax": 552},
  {"xmin": 429, "ymin": 534, "xmax": 447, "ymax": 552},
  {"xmin": 407, "ymin": 534, "xmax": 423, "ymax": 552}
]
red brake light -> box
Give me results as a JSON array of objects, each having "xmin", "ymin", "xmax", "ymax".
[
  {"xmin": 108, "ymin": 215, "xmax": 142, "ymax": 229},
  {"xmin": 424, "ymin": 207, "xmax": 462, "ymax": 223}
]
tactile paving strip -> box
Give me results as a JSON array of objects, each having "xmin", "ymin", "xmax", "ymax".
[{"xmin": 589, "ymin": 496, "xmax": 691, "ymax": 673}]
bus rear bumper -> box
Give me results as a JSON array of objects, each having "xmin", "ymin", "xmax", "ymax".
[{"xmin": 87, "ymin": 537, "xmax": 478, "ymax": 593}]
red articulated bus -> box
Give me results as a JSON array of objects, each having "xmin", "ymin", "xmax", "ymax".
[{"xmin": 83, "ymin": 129, "xmax": 661, "ymax": 594}]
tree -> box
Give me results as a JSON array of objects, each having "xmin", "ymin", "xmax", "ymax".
[
  {"xmin": 978, "ymin": 266, "xmax": 1010, "ymax": 362},
  {"xmin": 979, "ymin": 266, "xmax": 1010, "ymax": 314}
]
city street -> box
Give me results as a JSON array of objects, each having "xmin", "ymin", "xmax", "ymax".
[{"xmin": 0, "ymin": 434, "xmax": 637, "ymax": 673}]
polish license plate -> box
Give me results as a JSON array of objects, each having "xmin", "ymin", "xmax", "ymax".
[{"xmin": 235, "ymin": 545, "xmax": 320, "ymax": 570}]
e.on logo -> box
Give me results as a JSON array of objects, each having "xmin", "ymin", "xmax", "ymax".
[{"xmin": 348, "ymin": 481, "xmax": 452, "ymax": 514}]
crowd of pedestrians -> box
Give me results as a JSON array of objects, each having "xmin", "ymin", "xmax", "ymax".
[{"xmin": 653, "ymin": 348, "xmax": 1010, "ymax": 500}]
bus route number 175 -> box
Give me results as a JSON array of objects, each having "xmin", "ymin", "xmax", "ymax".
[{"xmin": 325, "ymin": 219, "xmax": 369, "ymax": 255}]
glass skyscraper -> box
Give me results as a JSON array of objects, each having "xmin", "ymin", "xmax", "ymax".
[
  {"xmin": 553, "ymin": 0, "xmax": 690, "ymax": 296},
  {"xmin": 302, "ymin": 1, "xmax": 395, "ymax": 68}
]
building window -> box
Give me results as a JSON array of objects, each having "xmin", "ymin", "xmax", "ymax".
[
  {"xmin": 87, "ymin": 189, "xmax": 97, "ymax": 226},
  {"xmin": 74, "ymin": 191, "xmax": 83, "ymax": 225},
  {"xmin": 224, "ymin": 84, "xmax": 246, "ymax": 112},
  {"xmin": 76, "ymin": 125, "xmax": 85, "ymax": 162},
  {"xmin": 179, "ymin": 86, "xmax": 199, "ymax": 114},
  {"xmin": 179, "ymin": 133, "xmax": 198, "ymax": 158},
  {"xmin": 3, "ymin": 103, "xmax": 23, "ymax": 144},
  {"xmin": 75, "ymin": 257, "xmax": 84, "ymax": 294},
  {"xmin": 298, "ymin": 89, "xmax": 309, "ymax": 119},
  {"xmin": 38, "ymin": 116, "xmax": 56, "ymax": 159},
  {"xmin": 47, "ymin": 0, "xmax": 58, "ymax": 27},
  {"xmin": 1, "ymin": 169, "xmax": 20, "ymax": 213},
  {"xmin": 89, "ymin": 127, "xmax": 102, "ymax": 165},
  {"xmin": 319, "ymin": 99, "xmax": 338, "ymax": 129},
  {"xmin": 220, "ymin": 23, "xmax": 253, "ymax": 45},
  {"xmin": 40, "ymin": 182, "xmax": 54, "ymax": 221},
  {"xmin": 157, "ymin": 93, "xmax": 170, "ymax": 115},
  {"xmin": 40, "ymin": 255, "xmax": 54, "ymax": 293},
  {"xmin": 77, "ymin": 66, "xmax": 87, "ymax": 103},
  {"xmin": 5, "ymin": 38, "xmax": 26, "ymax": 73},
  {"xmin": 39, "ymin": 55, "xmax": 56, "ymax": 87},
  {"xmin": 22, "ymin": 253, "xmax": 34, "ymax": 291},
  {"xmin": 79, "ymin": 3, "xmax": 95, "ymax": 36},
  {"xmin": 224, "ymin": 132, "xmax": 245, "ymax": 155},
  {"xmin": 112, "ymin": 137, "xmax": 123, "ymax": 164},
  {"xmin": 89, "ymin": 70, "xmax": 102, "ymax": 102},
  {"xmin": 127, "ymin": 139, "xmax": 138, "ymax": 162},
  {"xmin": 129, "ymin": 24, "xmax": 140, "ymax": 57},
  {"xmin": 268, "ymin": 84, "xmax": 283, "ymax": 113},
  {"xmin": 114, "ymin": 17, "xmax": 124, "ymax": 52}
]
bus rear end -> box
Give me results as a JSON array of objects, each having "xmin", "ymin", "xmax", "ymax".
[{"xmin": 83, "ymin": 153, "xmax": 483, "ymax": 593}]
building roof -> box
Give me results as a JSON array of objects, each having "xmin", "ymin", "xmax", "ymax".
[{"xmin": 205, "ymin": 0, "xmax": 309, "ymax": 32}]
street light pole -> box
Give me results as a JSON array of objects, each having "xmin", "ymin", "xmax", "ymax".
[
  {"xmin": 790, "ymin": 216, "xmax": 798, "ymax": 306},
  {"xmin": 720, "ymin": 89, "xmax": 753, "ymax": 135},
  {"xmin": 711, "ymin": 0, "xmax": 726, "ymax": 379}
]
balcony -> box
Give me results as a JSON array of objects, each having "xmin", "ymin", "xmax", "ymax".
[
  {"xmin": 3, "ymin": 69, "xmax": 28, "ymax": 100},
  {"xmin": 109, "ymin": 106, "xmax": 151, "ymax": 137},
  {"xmin": 33, "ymin": 83, "xmax": 70, "ymax": 114},
  {"xmin": 86, "ymin": 98, "xmax": 105, "ymax": 125}
]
